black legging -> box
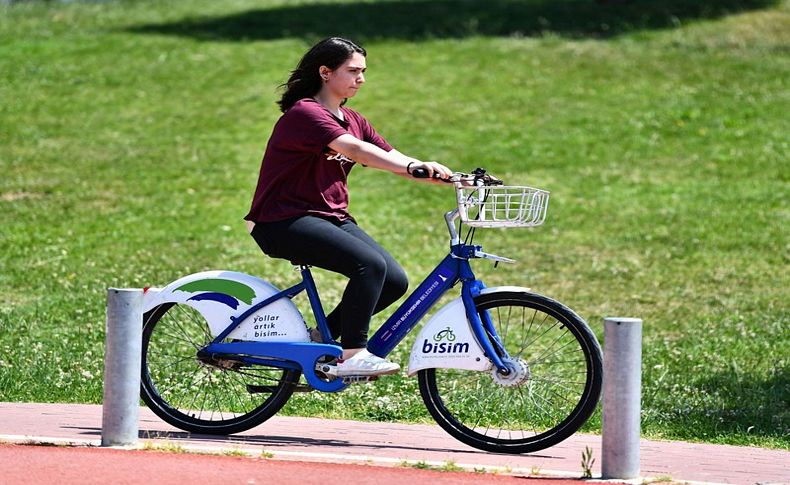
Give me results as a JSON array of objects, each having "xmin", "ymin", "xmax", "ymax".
[{"xmin": 250, "ymin": 215, "xmax": 409, "ymax": 349}]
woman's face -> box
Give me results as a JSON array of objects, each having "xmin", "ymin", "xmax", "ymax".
[{"xmin": 320, "ymin": 52, "xmax": 367, "ymax": 99}]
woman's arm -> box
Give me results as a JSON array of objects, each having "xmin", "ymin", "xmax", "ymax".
[{"xmin": 328, "ymin": 134, "xmax": 452, "ymax": 181}]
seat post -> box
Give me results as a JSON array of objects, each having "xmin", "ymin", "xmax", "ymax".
[{"xmin": 300, "ymin": 265, "xmax": 333, "ymax": 343}]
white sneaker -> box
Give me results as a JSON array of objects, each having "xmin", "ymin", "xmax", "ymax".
[{"xmin": 333, "ymin": 350, "xmax": 400, "ymax": 377}]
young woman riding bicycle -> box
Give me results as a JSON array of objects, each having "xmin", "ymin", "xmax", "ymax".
[{"xmin": 244, "ymin": 37, "xmax": 453, "ymax": 377}]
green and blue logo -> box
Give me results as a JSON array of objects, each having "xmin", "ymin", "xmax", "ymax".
[{"xmin": 175, "ymin": 279, "xmax": 256, "ymax": 310}]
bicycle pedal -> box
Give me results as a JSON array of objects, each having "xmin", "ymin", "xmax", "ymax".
[
  {"xmin": 313, "ymin": 365, "xmax": 377, "ymax": 383},
  {"xmin": 341, "ymin": 375, "xmax": 379, "ymax": 384}
]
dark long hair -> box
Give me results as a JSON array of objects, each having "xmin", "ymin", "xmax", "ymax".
[{"xmin": 277, "ymin": 37, "xmax": 367, "ymax": 113}]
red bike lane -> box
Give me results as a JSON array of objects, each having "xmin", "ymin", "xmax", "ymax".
[{"xmin": 1, "ymin": 444, "xmax": 591, "ymax": 485}]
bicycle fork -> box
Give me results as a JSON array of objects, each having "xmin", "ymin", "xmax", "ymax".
[{"xmin": 460, "ymin": 277, "xmax": 512, "ymax": 376}]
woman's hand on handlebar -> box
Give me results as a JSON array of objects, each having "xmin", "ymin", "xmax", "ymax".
[
  {"xmin": 410, "ymin": 166, "xmax": 504, "ymax": 186},
  {"xmin": 407, "ymin": 160, "xmax": 454, "ymax": 183}
]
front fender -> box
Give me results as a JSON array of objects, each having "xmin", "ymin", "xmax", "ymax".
[
  {"xmin": 407, "ymin": 297, "xmax": 491, "ymax": 377},
  {"xmin": 406, "ymin": 286, "xmax": 531, "ymax": 377},
  {"xmin": 143, "ymin": 270, "xmax": 308, "ymax": 342}
]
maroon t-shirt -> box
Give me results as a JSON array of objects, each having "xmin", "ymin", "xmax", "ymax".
[{"xmin": 245, "ymin": 98, "xmax": 392, "ymax": 223}]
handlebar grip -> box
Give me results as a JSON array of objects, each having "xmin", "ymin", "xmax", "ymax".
[{"xmin": 411, "ymin": 168, "xmax": 452, "ymax": 183}]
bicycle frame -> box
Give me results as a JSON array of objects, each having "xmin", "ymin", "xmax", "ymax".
[{"xmin": 199, "ymin": 213, "xmax": 511, "ymax": 393}]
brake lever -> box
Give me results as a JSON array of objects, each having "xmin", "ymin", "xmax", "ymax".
[{"xmin": 471, "ymin": 167, "xmax": 503, "ymax": 186}]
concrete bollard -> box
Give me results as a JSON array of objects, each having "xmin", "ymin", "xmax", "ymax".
[
  {"xmin": 101, "ymin": 288, "xmax": 143, "ymax": 447},
  {"xmin": 601, "ymin": 317, "xmax": 643, "ymax": 479}
]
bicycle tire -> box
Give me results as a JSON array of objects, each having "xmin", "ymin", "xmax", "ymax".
[
  {"xmin": 140, "ymin": 303, "xmax": 300, "ymax": 435},
  {"xmin": 418, "ymin": 291, "xmax": 602, "ymax": 454}
]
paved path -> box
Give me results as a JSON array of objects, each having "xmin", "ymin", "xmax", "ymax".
[{"xmin": 0, "ymin": 402, "xmax": 788, "ymax": 485}]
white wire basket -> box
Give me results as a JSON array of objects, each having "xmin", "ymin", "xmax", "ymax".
[{"xmin": 455, "ymin": 184, "xmax": 550, "ymax": 228}]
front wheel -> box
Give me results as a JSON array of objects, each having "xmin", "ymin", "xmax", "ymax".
[{"xmin": 418, "ymin": 291, "xmax": 602, "ymax": 454}]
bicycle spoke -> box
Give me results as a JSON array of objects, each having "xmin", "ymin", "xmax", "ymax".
[
  {"xmin": 532, "ymin": 331, "xmax": 576, "ymax": 365},
  {"xmin": 526, "ymin": 383, "xmax": 558, "ymax": 426},
  {"xmin": 522, "ymin": 317, "xmax": 559, "ymax": 353},
  {"xmin": 236, "ymin": 367, "xmax": 282, "ymax": 383},
  {"xmin": 185, "ymin": 383, "xmax": 202, "ymax": 415},
  {"xmin": 171, "ymin": 305, "xmax": 205, "ymax": 349},
  {"xmin": 532, "ymin": 375, "xmax": 586, "ymax": 393},
  {"xmin": 181, "ymin": 306, "xmax": 209, "ymax": 342},
  {"xmin": 518, "ymin": 307, "xmax": 539, "ymax": 356},
  {"xmin": 515, "ymin": 385, "xmax": 539, "ymax": 437},
  {"xmin": 529, "ymin": 357, "xmax": 586, "ymax": 367},
  {"xmin": 156, "ymin": 364, "xmax": 204, "ymax": 405},
  {"xmin": 147, "ymin": 355, "xmax": 197, "ymax": 370},
  {"xmin": 155, "ymin": 325, "xmax": 201, "ymax": 347},
  {"xmin": 227, "ymin": 370, "xmax": 256, "ymax": 410}
]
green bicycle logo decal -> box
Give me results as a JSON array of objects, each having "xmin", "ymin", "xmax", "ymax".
[{"xmin": 433, "ymin": 327, "xmax": 456, "ymax": 342}]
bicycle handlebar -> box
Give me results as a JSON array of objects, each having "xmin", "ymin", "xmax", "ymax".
[
  {"xmin": 411, "ymin": 167, "xmax": 453, "ymax": 182},
  {"xmin": 411, "ymin": 167, "xmax": 504, "ymax": 186}
]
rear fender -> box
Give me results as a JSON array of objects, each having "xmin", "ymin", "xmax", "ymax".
[{"xmin": 143, "ymin": 270, "xmax": 309, "ymax": 342}]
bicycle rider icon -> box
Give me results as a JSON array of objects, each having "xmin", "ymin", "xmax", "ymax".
[{"xmin": 433, "ymin": 327, "xmax": 457, "ymax": 342}]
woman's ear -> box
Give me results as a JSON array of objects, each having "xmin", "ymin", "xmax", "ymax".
[{"xmin": 319, "ymin": 66, "xmax": 331, "ymax": 81}]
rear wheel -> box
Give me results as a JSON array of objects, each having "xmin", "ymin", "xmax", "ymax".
[
  {"xmin": 141, "ymin": 303, "xmax": 300, "ymax": 434},
  {"xmin": 418, "ymin": 291, "xmax": 602, "ymax": 453}
]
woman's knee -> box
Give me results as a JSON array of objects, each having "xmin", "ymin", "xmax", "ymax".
[
  {"xmin": 356, "ymin": 251, "xmax": 388, "ymax": 282},
  {"xmin": 387, "ymin": 267, "xmax": 409, "ymax": 298},
  {"xmin": 375, "ymin": 265, "xmax": 408, "ymax": 309}
]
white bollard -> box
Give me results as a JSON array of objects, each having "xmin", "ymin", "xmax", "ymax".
[
  {"xmin": 101, "ymin": 288, "xmax": 143, "ymax": 447},
  {"xmin": 601, "ymin": 317, "xmax": 643, "ymax": 479}
]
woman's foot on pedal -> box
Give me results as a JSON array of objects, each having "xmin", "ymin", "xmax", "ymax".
[{"xmin": 334, "ymin": 350, "xmax": 400, "ymax": 376}]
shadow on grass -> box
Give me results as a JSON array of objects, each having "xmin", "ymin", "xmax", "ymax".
[
  {"xmin": 656, "ymin": 367, "xmax": 789, "ymax": 443},
  {"xmin": 700, "ymin": 367, "xmax": 789, "ymax": 440},
  {"xmin": 127, "ymin": 0, "xmax": 779, "ymax": 42}
]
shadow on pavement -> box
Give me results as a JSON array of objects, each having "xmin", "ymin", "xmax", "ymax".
[{"xmin": 65, "ymin": 426, "xmax": 511, "ymax": 456}]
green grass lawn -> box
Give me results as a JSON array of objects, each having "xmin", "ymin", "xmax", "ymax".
[{"xmin": 1, "ymin": 0, "xmax": 788, "ymax": 448}]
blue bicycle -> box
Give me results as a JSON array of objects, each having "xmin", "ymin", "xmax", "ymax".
[{"xmin": 140, "ymin": 169, "xmax": 603, "ymax": 454}]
